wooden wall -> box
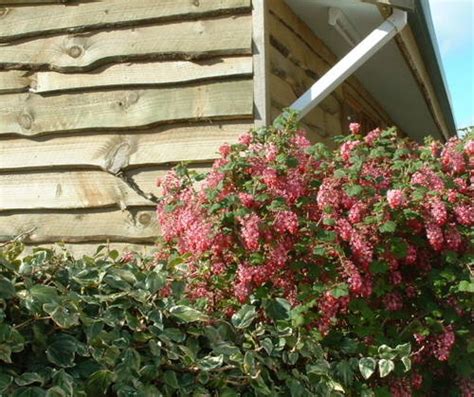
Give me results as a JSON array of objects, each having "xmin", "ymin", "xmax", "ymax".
[
  {"xmin": 0, "ymin": 0, "xmax": 254, "ymax": 253},
  {"xmin": 268, "ymin": 0, "xmax": 393, "ymax": 145}
]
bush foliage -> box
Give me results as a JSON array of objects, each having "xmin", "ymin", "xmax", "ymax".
[
  {"xmin": 156, "ymin": 114, "xmax": 473, "ymax": 396},
  {"xmin": 1, "ymin": 115, "xmax": 473, "ymax": 396},
  {"xmin": 0, "ymin": 243, "xmax": 351, "ymax": 397}
]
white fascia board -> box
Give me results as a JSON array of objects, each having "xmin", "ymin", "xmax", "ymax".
[{"xmin": 289, "ymin": 9, "xmax": 407, "ymax": 121}]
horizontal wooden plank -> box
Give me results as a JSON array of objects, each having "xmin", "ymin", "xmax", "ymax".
[
  {"xmin": 0, "ymin": 0, "xmax": 251, "ymax": 42},
  {"xmin": 0, "ymin": 79, "xmax": 254, "ymax": 136},
  {"xmin": 270, "ymin": 47, "xmax": 341, "ymax": 116},
  {"xmin": 270, "ymin": 74, "xmax": 338, "ymax": 141},
  {"xmin": 32, "ymin": 57, "xmax": 253, "ymax": 93},
  {"xmin": 21, "ymin": 243, "xmax": 157, "ymax": 259},
  {"xmin": 0, "ymin": 14, "xmax": 252, "ymax": 71},
  {"xmin": 0, "ymin": 208, "xmax": 159, "ymax": 243},
  {"xmin": 0, "ymin": 167, "xmax": 210, "ymax": 211},
  {"xmin": 0, "ymin": 70, "xmax": 29, "ymax": 93},
  {"xmin": 0, "ymin": 1, "xmax": 68, "ymax": 4},
  {"xmin": 0, "ymin": 121, "xmax": 252, "ymax": 172}
]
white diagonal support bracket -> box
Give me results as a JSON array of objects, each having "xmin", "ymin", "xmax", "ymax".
[{"xmin": 289, "ymin": 9, "xmax": 407, "ymax": 121}]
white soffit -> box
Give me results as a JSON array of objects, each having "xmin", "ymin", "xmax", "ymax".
[{"xmin": 284, "ymin": 0, "xmax": 442, "ymax": 141}]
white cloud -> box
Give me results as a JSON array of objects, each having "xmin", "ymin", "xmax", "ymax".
[{"xmin": 428, "ymin": 0, "xmax": 474, "ymax": 55}]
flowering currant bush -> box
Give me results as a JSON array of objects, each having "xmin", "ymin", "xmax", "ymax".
[{"xmin": 156, "ymin": 112, "xmax": 473, "ymax": 396}]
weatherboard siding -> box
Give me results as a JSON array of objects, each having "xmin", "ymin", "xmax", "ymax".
[{"xmin": 0, "ymin": 0, "xmax": 253, "ymax": 249}]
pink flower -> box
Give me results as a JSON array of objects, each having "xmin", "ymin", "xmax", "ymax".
[
  {"xmin": 425, "ymin": 222, "xmax": 444, "ymax": 251},
  {"xmin": 340, "ymin": 141, "xmax": 361, "ymax": 162},
  {"xmin": 428, "ymin": 197, "xmax": 448, "ymax": 226},
  {"xmin": 387, "ymin": 189, "xmax": 405, "ymax": 209},
  {"xmin": 349, "ymin": 122, "xmax": 361, "ymax": 134},
  {"xmin": 238, "ymin": 132, "xmax": 252, "ymax": 146},
  {"xmin": 364, "ymin": 128, "xmax": 380, "ymax": 146},
  {"xmin": 274, "ymin": 210, "xmax": 299, "ymax": 234},
  {"xmin": 464, "ymin": 140, "xmax": 474, "ymax": 156},
  {"xmin": 454, "ymin": 205, "xmax": 474, "ymax": 226},
  {"xmin": 219, "ymin": 143, "xmax": 231, "ymax": 157},
  {"xmin": 383, "ymin": 292, "xmax": 403, "ymax": 311},
  {"xmin": 239, "ymin": 214, "xmax": 261, "ymax": 251},
  {"xmin": 239, "ymin": 192, "xmax": 256, "ymax": 208}
]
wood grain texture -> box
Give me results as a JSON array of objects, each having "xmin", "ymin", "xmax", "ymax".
[
  {"xmin": 0, "ymin": 208, "xmax": 159, "ymax": 243},
  {"xmin": 270, "ymin": 47, "xmax": 341, "ymax": 116},
  {"xmin": 0, "ymin": 0, "xmax": 251, "ymax": 42},
  {"xmin": 0, "ymin": 70, "xmax": 29, "ymax": 93},
  {"xmin": 32, "ymin": 57, "xmax": 253, "ymax": 93},
  {"xmin": 0, "ymin": 167, "xmax": 210, "ymax": 211},
  {"xmin": 270, "ymin": 74, "xmax": 334, "ymax": 142},
  {"xmin": 0, "ymin": 121, "xmax": 252, "ymax": 172},
  {"xmin": 0, "ymin": 79, "xmax": 254, "ymax": 136},
  {"xmin": 21, "ymin": 243, "xmax": 157, "ymax": 258},
  {"xmin": 0, "ymin": 15, "xmax": 252, "ymax": 71},
  {"xmin": 0, "ymin": 1, "xmax": 68, "ymax": 4}
]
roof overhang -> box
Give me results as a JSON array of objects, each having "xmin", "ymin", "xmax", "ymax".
[{"xmin": 284, "ymin": 0, "xmax": 456, "ymax": 142}]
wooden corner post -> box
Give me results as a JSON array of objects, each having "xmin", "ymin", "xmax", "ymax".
[{"xmin": 252, "ymin": 0, "xmax": 271, "ymax": 127}]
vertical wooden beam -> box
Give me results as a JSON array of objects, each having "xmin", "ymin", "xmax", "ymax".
[{"xmin": 252, "ymin": 0, "xmax": 270, "ymax": 127}]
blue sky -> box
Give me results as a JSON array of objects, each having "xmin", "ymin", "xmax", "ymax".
[{"xmin": 429, "ymin": 0, "xmax": 473, "ymax": 130}]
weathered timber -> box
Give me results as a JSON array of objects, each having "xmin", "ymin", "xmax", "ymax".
[
  {"xmin": 269, "ymin": 74, "xmax": 333, "ymax": 141},
  {"xmin": 0, "ymin": 1, "xmax": 68, "ymax": 4},
  {"xmin": 21, "ymin": 243, "xmax": 157, "ymax": 258},
  {"xmin": 0, "ymin": 15, "xmax": 252, "ymax": 71},
  {"xmin": 0, "ymin": 0, "xmax": 251, "ymax": 42},
  {"xmin": 32, "ymin": 57, "xmax": 253, "ymax": 93},
  {"xmin": 0, "ymin": 121, "xmax": 252, "ymax": 172},
  {"xmin": 270, "ymin": 47, "xmax": 341, "ymax": 116},
  {"xmin": 0, "ymin": 70, "xmax": 29, "ymax": 93},
  {"xmin": 0, "ymin": 167, "xmax": 209, "ymax": 211},
  {"xmin": 0, "ymin": 79, "xmax": 254, "ymax": 136},
  {"xmin": 0, "ymin": 208, "xmax": 159, "ymax": 243}
]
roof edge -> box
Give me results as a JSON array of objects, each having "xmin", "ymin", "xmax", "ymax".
[{"xmin": 407, "ymin": 0, "xmax": 457, "ymax": 137}]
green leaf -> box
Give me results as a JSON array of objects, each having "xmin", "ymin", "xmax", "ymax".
[
  {"xmin": 0, "ymin": 373, "xmax": 12, "ymax": 392},
  {"xmin": 331, "ymin": 283, "xmax": 349, "ymax": 298},
  {"xmin": 12, "ymin": 387, "xmax": 46, "ymax": 397},
  {"xmin": 85, "ymin": 370, "xmax": 115, "ymax": 396},
  {"xmin": 379, "ymin": 221, "xmax": 396, "ymax": 233},
  {"xmin": 0, "ymin": 276, "xmax": 15, "ymax": 299},
  {"xmin": 359, "ymin": 357, "xmax": 377, "ymax": 379},
  {"xmin": 0, "ymin": 344, "xmax": 12, "ymax": 363},
  {"xmin": 395, "ymin": 343, "xmax": 411, "ymax": 357},
  {"xmin": 15, "ymin": 373, "xmax": 44, "ymax": 387},
  {"xmin": 198, "ymin": 354, "xmax": 224, "ymax": 371},
  {"xmin": 401, "ymin": 356, "xmax": 411, "ymax": 372},
  {"xmin": 378, "ymin": 359, "xmax": 395, "ymax": 378},
  {"xmin": 163, "ymin": 370, "xmax": 179, "ymax": 389},
  {"xmin": 169, "ymin": 305, "xmax": 208, "ymax": 323},
  {"xmin": 345, "ymin": 184, "xmax": 363, "ymax": 197},
  {"xmin": 231, "ymin": 305, "xmax": 257, "ymax": 329},
  {"xmin": 264, "ymin": 298, "xmax": 291, "ymax": 321},
  {"xmin": 45, "ymin": 386, "xmax": 66, "ymax": 397},
  {"xmin": 390, "ymin": 238, "xmax": 408, "ymax": 259},
  {"xmin": 43, "ymin": 304, "xmax": 80, "ymax": 329},
  {"xmin": 458, "ymin": 280, "xmax": 474, "ymax": 293},
  {"xmin": 46, "ymin": 335, "xmax": 78, "ymax": 368},
  {"xmin": 377, "ymin": 345, "xmax": 397, "ymax": 360},
  {"xmin": 145, "ymin": 272, "xmax": 166, "ymax": 294}
]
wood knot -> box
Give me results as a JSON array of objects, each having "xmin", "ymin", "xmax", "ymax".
[
  {"xmin": 68, "ymin": 45, "xmax": 84, "ymax": 58},
  {"xmin": 0, "ymin": 8, "xmax": 9, "ymax": 18},
  {"xmin": 192, "ymin": 0, "xmax": 200, "ymax": 6},
  {"xmin": 137, "ymin": 212, "xmax": 152, "ymax": 226},
  {"xmin": 18, "ymin": 112, "xmax": 33, "ymax": 130},
  {"xmin": 118, "ymin": 92, "xmax": 139, "ymax": 109}
]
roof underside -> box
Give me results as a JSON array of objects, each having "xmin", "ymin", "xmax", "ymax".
[{"xmin": 285, "ymin": 0, "xmax": 455, "ymax": 142}]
